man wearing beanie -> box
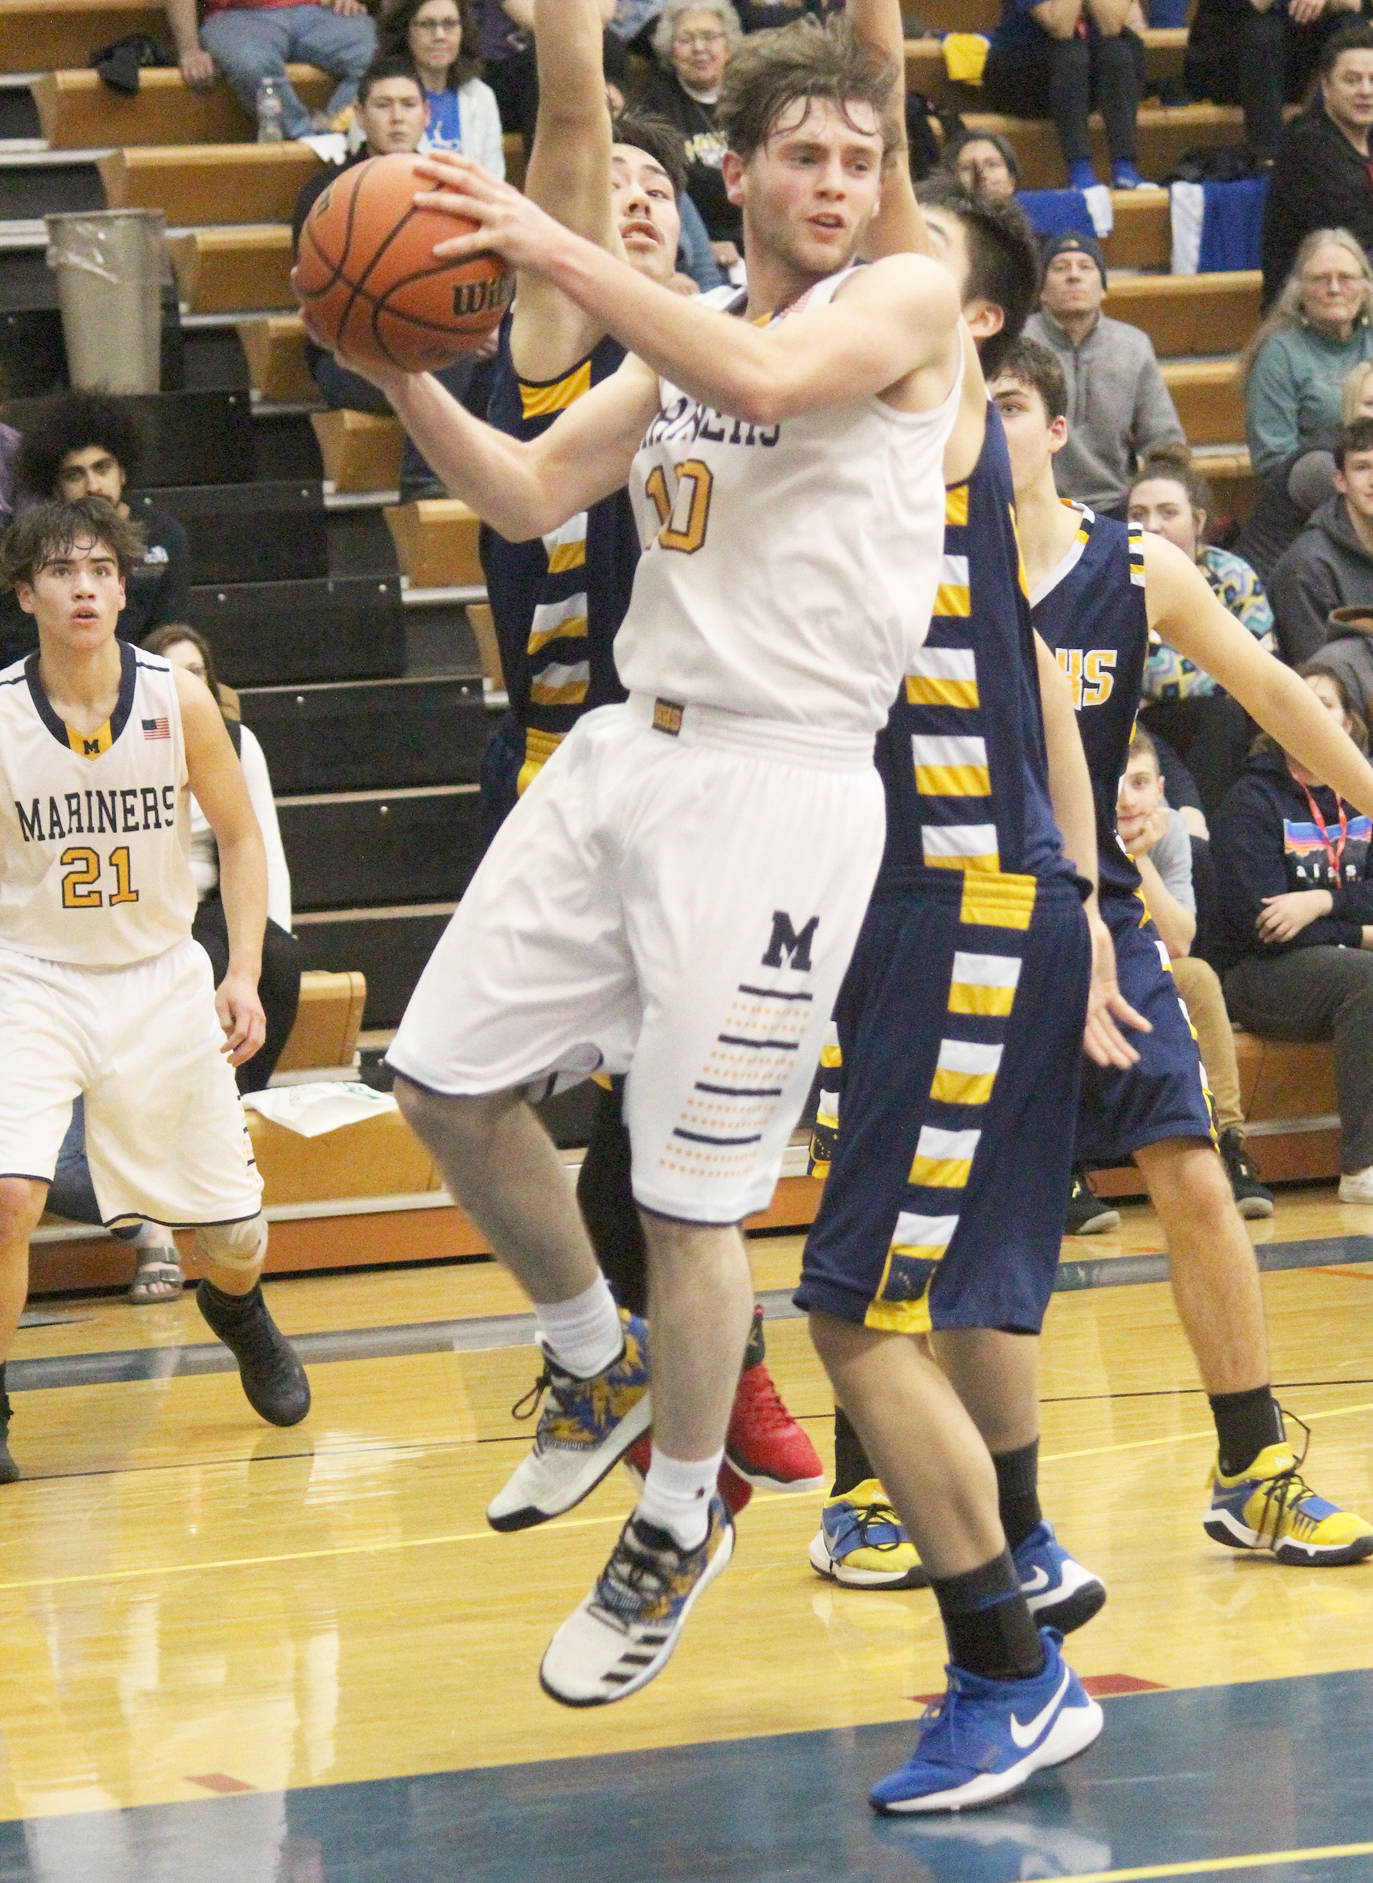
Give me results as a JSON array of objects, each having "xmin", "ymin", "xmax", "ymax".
[{"xmin": 1026, "ymin": 232, "xmax": 1184, "ymax": 517}]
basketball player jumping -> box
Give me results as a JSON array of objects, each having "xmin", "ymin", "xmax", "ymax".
[
  {"xmin": 0, "ymin": 499, "xmax": 310, "ymax": 1484},
  {"xmin": 480, "ymin": 0, "xmax": 820, "ymax": 1510},
  {"xmin": 325, "ymin": 17, "xmax": 974, "ymax": 1714}
]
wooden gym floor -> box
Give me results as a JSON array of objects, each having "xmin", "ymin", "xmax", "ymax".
[{"xmin": 1, "ymin": 1187, "xmax": 1372, "ymax": 1882}]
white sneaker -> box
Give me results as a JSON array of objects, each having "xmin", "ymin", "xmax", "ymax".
[
  {"xmin": 540, "ymin": 1496, "xmax": 734, "ymax": 1706},
  {"xmin": 1338, "ymin": 1166, "xmax": 1373, "ymax": 1204}
]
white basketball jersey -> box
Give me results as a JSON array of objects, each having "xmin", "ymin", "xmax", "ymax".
[
  {"xmin": 616, "ymin": 265, "xmax": 962, "ymax": 736},
  {"xmin": 0, "ymin": 645, "xmax": 196, "ymax": 966}
]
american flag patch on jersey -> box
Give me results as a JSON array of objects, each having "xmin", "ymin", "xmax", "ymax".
[{"xmin": 142, "ymin": 717, "xmax": 170, "ymax": 740}]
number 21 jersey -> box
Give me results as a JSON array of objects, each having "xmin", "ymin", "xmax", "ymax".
[{"xmin": 0, "ymin": 644, "xmax": 196, "ymax": 966}]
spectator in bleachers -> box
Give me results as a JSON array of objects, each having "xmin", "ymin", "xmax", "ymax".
[
  {"xmin": 1024, "ymin": 231, "xmax": 1184, "ymax": 516},
  {"xmin": 938, "ymin": 128, "xmax": 1021, "ymax": 202},
  {"xmin": 1238, "ymin": 353, "xmax": 1373, "ymax": 579},
  {"xmin": 1270, "ymin": 418, "xmax": 1373, "ymax": 660},
  {"xmin": 9, "ymin": 390, "xmax": 189, "ymax": 654},
  {"xmin": 1318, "ymin": 600, "xmax": 1373, "ymax": 728},
  {"xmin": 294, "ymin": 58, "xmax": 494, "ymax": 496},
  {"xmin": 1244, "ymin": 229, "xmax": 1373, "ymax": 480},
  {"xmin": 1129, "ymin": 443, "xmax": 1274, "ymax": 815},
  {"xmin": 1185, "ymin": 0, "xmax": 1371, "ymax": 165},
  {"xmin": 0, "ymin": 422, "xmax": 18, "ymax": 524},
  {"xmin": 144, "ymin": 625, "xmax": 301, "ymax": 1095},
  {"xmin": 165, "ymin": 0, "xmax": 376, "ymax": 137},
  {"xmin": 1116, "ymin": 728, "xmax": 1274, "ymax": 1215},
  {"xmin": 983, "ymin": 0, "xmax": 1149, "ymax": 192},
  {"xmin": 380, "ymin": 0, "xmax": 505, "ymax": 170},
  {"xmin": 1260, "ymin": 22, "xmax": 1373, "ymax": 309},
  {"xmin": 640, "ymin": 0, "xmax": 744, "ymax": 266},
  {"xmin": 1212, "ymin": 662, "xmax": 1373, "ymax": 1202}
]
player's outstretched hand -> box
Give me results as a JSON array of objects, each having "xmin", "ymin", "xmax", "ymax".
[
  {"xmin": 216, "ymin": 970, "xmax": 267, "ymax": 1067},
  {"xmin": 414, "ymin": 153, "xmax": 566, "ymax": 276},
  {"xmin": 1083, "ymin": 912, "xmax": 1151, "ymax": 1069}
]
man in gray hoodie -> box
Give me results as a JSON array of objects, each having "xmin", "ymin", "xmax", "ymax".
[
  {"xmin": 1270, "ymin": 417, "xmax": 1373, "ymax": 663},
  {"xmin": 1024, "ymin": 230, "xmax": 1184, "ymax": 517}
]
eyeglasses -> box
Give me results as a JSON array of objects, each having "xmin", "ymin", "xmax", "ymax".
[
  {"xmin": 413, "ymin": 16, "xmax": 461, "ymax": 30},
  {"xmin": 1304, "ymin": 272, "xmax": 1363, "ymax": 288},
  {"xmin": 674, "ymin": 29, "xmax": 726, "ymax": 46}
]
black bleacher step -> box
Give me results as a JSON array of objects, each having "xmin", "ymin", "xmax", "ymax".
[
  {"xmin": 193, "ymin": 575, "xmax": 406, "ymax": 686},
  {"xmin": 0, "ymin": 154, "xmax": 103, "ymax": 221},
  {"xmin": 326, "ymin": 500, "xmax": 401, "ymax": 579},
  {"xmin": 139, "ymin": 478, "xmax": 329, "ymax": 583},
  {"xmin": 182, "ymin": 322, "xmax": 251, "ymax": 393},
  {"xmin": 280, "ymin": 785, "xmax": 483, "ymax": 910},
  {"xmin": 294, "ymin": 904, "xmax": 451, "ymax": 1030},
  {"xmin": 5, "ymin": 388, "xmax": 254, "ymax": 487},
  {"xmin": 254, "ymin": 407, "xmax": 323, "ymax": 483},
  {"xmin": 0, "ymin": 87, "xmax": 41, "ymax": 142},
  {"xmin": 243, "ymin": 677, "xmax": 488, "ymax": 794},
  {"xmin": 0, "ymin": 307, "xmax": 66, "ymax": 395}
]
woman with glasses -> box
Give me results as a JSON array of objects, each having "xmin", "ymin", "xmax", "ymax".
[
  {"xmin": 380, "ymin": 0, "xmax": 505, "ymax": 174},
  {"xmin": 1243, "ymin": 228, "xmax": 1373, "ymax": 481},
  {"xmin": 641, "ymin": 0, "xmax": 744, "ymax": 264}
]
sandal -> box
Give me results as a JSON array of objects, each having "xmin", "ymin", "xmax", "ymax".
[{"xmin": 128, "ymin": 1246, "xmax": 184, "ymax": 1305}]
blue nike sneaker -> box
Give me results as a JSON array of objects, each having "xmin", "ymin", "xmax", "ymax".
[
  {"xmin": 869, "ymin": 1630, "xmax": 1103, "ymax": 1814},
  {"xmin": 1013, "ymin": 1521, "xmax": 1106, "ymax": 1634}
]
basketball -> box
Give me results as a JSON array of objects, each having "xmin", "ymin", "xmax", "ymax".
[{"xmin": 292, "ymin": 151, "xmax": 514, "ymax": 374}]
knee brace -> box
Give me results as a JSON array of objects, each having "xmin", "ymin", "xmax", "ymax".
[{"xmin": 195, "ymin": 1213, "xmax": 268, "ymax": 1275}]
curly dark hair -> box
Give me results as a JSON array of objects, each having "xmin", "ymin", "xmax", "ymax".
[
  {"xmin": 1, "ymin": 496, "xmax": 146, "ymax": 592},
  {"xmin": 14, "ymin": 388, "xmax": 145, "ymax": 502},
  {"xmin": 379, "ymin": 0, "xmax": 482, "ymax": 90}
]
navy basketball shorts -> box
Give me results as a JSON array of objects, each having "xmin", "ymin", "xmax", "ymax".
[
  {"xmin": 1074, "ymin": 891, "xmax": 1215, "ymax": 1165},
  {"xmin": 796, "ymin": 870, "xmax": 1090, "ymax": 1336}
]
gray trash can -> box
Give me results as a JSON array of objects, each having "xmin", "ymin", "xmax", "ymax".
[{"xmin": 44, "ymin": 209, "xmax": 168, "ymax": 394}]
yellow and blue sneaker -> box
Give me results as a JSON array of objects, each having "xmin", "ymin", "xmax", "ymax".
[
  {"xmin": 808, "ymin": 1479, "xmax": 928, "ymax": 1589},
  {"xmin": 486, "ymin": 1310, "xmax": 652, "ymax": 1533},
  {"xmin": 869, "ymin": 1629, "xmax": 1103, "ymax": 1814},
  {"xmin": 540, "ymin": 1494, "xmax": 734, "ymax": 1706},
  {"xmin": 1204, "ymin": 1423, "xmax": 1373, "ymax": 1565}
]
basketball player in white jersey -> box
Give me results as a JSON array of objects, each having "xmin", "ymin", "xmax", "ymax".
[
  {"xmin": 0, "ymin": 499, "xmax": 310, "ymax": 1484},
  {"xmin": 317, "ymin": 16, "xmax": 964, "ymax": 1710}
]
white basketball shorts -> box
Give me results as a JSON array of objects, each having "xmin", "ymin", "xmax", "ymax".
[
  {"xmin": 0, "ymin": 936, "xmax": 263, "ymax": 1226},
  {"xmin": 389, "ymin": 695, "xmax": 886, "ymax": 1223}
]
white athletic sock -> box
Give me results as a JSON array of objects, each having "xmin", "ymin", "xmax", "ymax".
[
  {"xmin": 533, "ymin": 1275, "xmax": 623, "ymax": 1379},
  {"xmin": 636, "ymin": 1448, "xmax": 723, "ymax": 1550}
]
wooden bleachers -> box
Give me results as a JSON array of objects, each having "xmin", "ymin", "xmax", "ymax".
[
  {"xmin": 274, "ymin": 967, "xmax": 368, "ymax": 1074},
  {"xmin": 237, "ymin": 312, "xmax": 316, "ymax": 400},
  {"xmin": 99, "ymin": 143, "xmax": 324, "ymax": 224},
  {"xmin": 1161, "ymin": 357, "xmax": 1244, "ymax": 447},
  {"xmin": 34, "ymin": 65, "xmax": 331, "ymax": 146},
  {"xmin": 170, "ymin": 224, "xmax": 294, "ymax": 312},
  {"xmin": 384, "ymin": 498, "xmax": 483, "ymax": 587},
  {"xmin": 0, "ymin": 0, "xmax": 162, "ymax": 72},
  {"xmin": 957, "ymin": 103, "xmax": 1245, "ymax": 192},
  {"xmin": 310, "ymin": 408, "xmax": 404, "ymax": 493},
  {"xmin": 1107, "ymin": 271, "xmax": 1260, "ymax": 356},
  {"xmin": 904, "ymin": 27, "xmax": 1187, "ymax": 102}
]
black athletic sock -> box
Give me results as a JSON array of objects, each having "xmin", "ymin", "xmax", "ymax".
[
  {"xmin": 0, "ymin": 1360, "xmax": 8, "ymax": 1415},
  {"xmin": 931, "ymin": 1551, "xmax": 1046, "ymax": 1682},
  {"xmin": 200, "ymin": 1280, "xmax": 264, "ymax": 1324},
  {"xmin": 1209, "ymin": 1385, "xmax": 1284, "ymax": 1477},
  {"xmin": 575, "ymin": 1080, "xmax": 649, "ymax": 1318},
  {"xmin": 831, "ymin": 1404, "xmax": 877, "ymax": 1498},
  {"xmin": 993, "ymin": 1439, "xmax": 1042, "ymax": 1552}
]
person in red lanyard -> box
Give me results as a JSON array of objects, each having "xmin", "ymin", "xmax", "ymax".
[{"xmin": 1212, "ymin": 661, "xmax": 1373, "ymax": 1202}]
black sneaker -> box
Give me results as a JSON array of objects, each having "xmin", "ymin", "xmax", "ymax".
[
  {"xmin": 0, "ymin": 1394, "xmax": 17, "ymax": 1485},
  {"xmin": 1219, "ymin": 1127, "xmax": 1274, "ymax": 1220},
  {"xmin": 196, "ymin": 1281, "xmax": 311, "ymax": 1427},
  {"xmin": 1065, "ymin": 1171, "xmax": 1120, "ymax": 1236}
]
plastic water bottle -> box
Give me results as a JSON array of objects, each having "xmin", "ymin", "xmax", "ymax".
[{"xmin": 256, "ymin": 76, "xmax": 285, "ymax": 143}]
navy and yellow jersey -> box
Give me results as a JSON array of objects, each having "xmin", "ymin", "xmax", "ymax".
[
  {"xmin": 1029, "ymin": 504, "xmax": 1149, "ymax": 903},
  {"xmin": 480, "ymin": 318, "xmax": 639, "ymax": 793},
  {"xmin": 875, "ymin": 406, "xmax": 1072, "ymax": 908}
]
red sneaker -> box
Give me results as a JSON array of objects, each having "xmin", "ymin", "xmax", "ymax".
[
  {"xmin": 726, "ymin": 1360, "xmax": 824, "ymax": 1491},
  {"xmin": 623, "ymin": 1435, "xmax": 753, "ymax": 1516}
]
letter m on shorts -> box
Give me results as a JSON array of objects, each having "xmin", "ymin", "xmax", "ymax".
[{"xmin": 762, "ymin": 909, "xmax": 819, "ymax": 972}]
